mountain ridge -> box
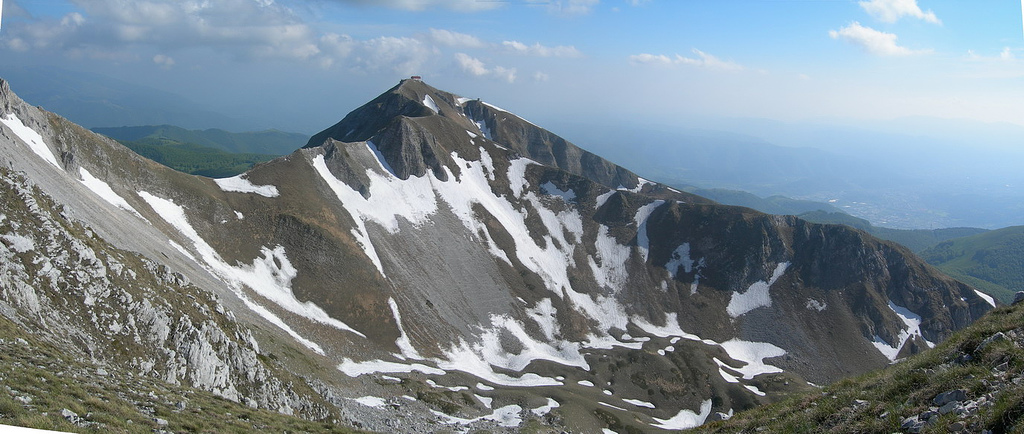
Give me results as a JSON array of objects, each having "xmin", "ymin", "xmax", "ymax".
[{"xmin": 0, "ymin": 76, "xmax": 995, "ymax": 432}]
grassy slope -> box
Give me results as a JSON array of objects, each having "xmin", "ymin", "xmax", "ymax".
[
  {"xmin": 694, "ymin": 302, "xmax": 1024, "ymax": 433},
  {"xmin": 919, "ymin": 226, "xmax": 1024, "ymax": 305}
]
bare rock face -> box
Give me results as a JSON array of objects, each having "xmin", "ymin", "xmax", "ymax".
[{"xmin": 0, "ymin": 77, "xmax": 996, "ymax": 432}]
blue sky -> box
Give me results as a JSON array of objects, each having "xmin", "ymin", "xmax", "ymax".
[{"xmin": 0, "ymin": 0, "xmax": 1022, "ymax": 133}]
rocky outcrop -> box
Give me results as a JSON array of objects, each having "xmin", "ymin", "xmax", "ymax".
[{"xmin": 0, "ymin": 167, "xmax": 326, "ymax": 417}]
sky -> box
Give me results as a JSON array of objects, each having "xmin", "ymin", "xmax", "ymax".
[{"xmin": 0, "ymin": 0, "xmax": 1022, "ymax": 134}]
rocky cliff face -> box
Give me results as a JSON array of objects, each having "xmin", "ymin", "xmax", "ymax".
[{"xmin": 0, "ymin": 77, "xmax": 994, "ymax": 432}]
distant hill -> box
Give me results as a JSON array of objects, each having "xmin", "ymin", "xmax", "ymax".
[
  {"xmin": 116, "ymin": 137, "xmax": 278, "ymax": 178},
  {"xmin": 918, "ymin": 226, "xmax": 1024, "ymax": 304},
  {"xmin": 92, "ymin": 125, "xmax": 307, "ymax": 156},
  {"xmin": 682, "ymin": 187, "xmax": 844, "ymax": 216},
  {"xmin": 799, "ymin": 211, "xmax": 989, "ymax": 253}
]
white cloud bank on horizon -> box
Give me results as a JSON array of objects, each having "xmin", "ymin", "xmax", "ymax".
[{"xmin": 829, "ymin": 22, "xmax": 931, "ymax": 56}]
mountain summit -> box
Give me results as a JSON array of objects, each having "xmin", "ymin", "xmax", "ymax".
[{"xmin": 0, "ymin": 77, "xmax": 994, "ymax": 432}]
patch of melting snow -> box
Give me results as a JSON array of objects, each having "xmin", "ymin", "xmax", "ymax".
[
  {"xmin": 234, "ymin": 211, "xmax": 244, "ymax": 220},
  {"xmin": 78, "ymin": 168, "xmax": 146, "ymax": 219},
  {"xmin": 974, "ymin": 289, "xmax": 996, "ymax": 308},
  {"xmin": 431, "ymin": 404, "xmax": 523, "ymax": 428},
  {"xmin": 1, "ymin": 113, "xmax": 62, "ymax": 170},
  {"xmin": 594, "ymin": 190, "xmax": 615, "ymax": 209},
  {"xmin": 718, "ymin": 339, "xmax": 786, "ymax": 379},
  {"xmin": 388, "ymin": 297, "xmax": 423, "ymax": 359},
  {"xmin": 872, "ymin": 300, "xmax": 934, "ymax": 361},
  {"xmin": 1, "ymin": 234, "xmax": 35, "ymax": 253},
  {"xmin": 422, "ymin": 94, "xmax": 440, "ymax": 114},
  {"xmin": 476, "ymin": 382, "xmax": 494, "ymax": 391},
  {"xmin": 366, "ymin": 140, "xmax": 397, "ymax": 176},
  {"xmin": 475, "ymin": 394, "xmax": 493, "ymax": 408},
  {"xmin": 531, "ymin": 398, "xmax": 559, "ymax": 416},
  {"xmin": 806, "ymin": 298, "xmax": 827, "ymax": 312},
  {"xmin": 599, "ymin": 402, "xmax": 628, "ymax": 412},
  {"xmin": 651, "ymin": 399, "xmax": 713, "ymax": 430},
  {"xmin": 665, "ymin": 243, "xmax": 694, "ymax": 279},
  {"xmin": 213, "ymin": 174, "xmax": 279, "ymax": 197},
  {"xmin": 622, "ymin": 398, "xmax": 656, "ymax": 409},
  {"xmin": 577, "ymin": 380, "xmax": 595, "ymax": 387},
  {"xmin": 337, "ymin": 358, "xmax": 446, "ymax": 377},
  {"xmin": 540, "ymin": 181, "xmax": 576, "ymax": 202},
  {"xmin": 352, "ymin": 396, "xmax": 388, "ymax": 408},
  {"xmin": 726, "ymin": 262, "xmax": 790, "ymax": 317},
  {"xmin": 633, "ymin": 200, "xmax": 665, "ymax": 262}
]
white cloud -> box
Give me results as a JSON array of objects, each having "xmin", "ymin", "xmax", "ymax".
[
  {"xmin": 153, "ymin": 54, "xmax": 175, "ymax": 68},
  {"xmin": 352, "ymin": 36, "xmax": 436, "ymax": 75},
  {"xmin": 427, "ymin": 28, "xmax": 485, "ymax": 48},
  {"xmin": 533, "ymin": 71, "xmax": 550, "ymax": 82},
  {"xmin": 1001, "ymin": 47, "xmax": 1015, "ymax": 60},
  {"xmin": 502, "ymin": 40, "xmax": 582, "ymax": 57},
  {"xmin": 859, "ymin": 0, "xmax": 941, "ymax": 24},
  {"xmin": 454, "ymin": 52, "xmax": 516, "ymax": 83},
  {"xmin": 829, "ymin": 22, "xmax": 929, "ymax": 56},
  {"xmin": 535, "ymin": 0, "xmax": 600, "ymax": 16},
  {"xmin": 327, "ymin": 0, "xmax": 502, "ymax": 12},
  {"xmin": 628, "ymin": 53, "xmax": 673, "ymax": 65},
  {"xmin": 629, "ymin": 49, "xmax": 744, "ymax": 71}
]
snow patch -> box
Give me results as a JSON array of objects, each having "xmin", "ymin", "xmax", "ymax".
[
  {"xmin": 337, "ymin": 358, "xmax": 446, "ymax": 377},
  {"xmin": 422, "ymin": 94, "xmax": 440, "ymax": 114},
  {"xmin": 594, "ymin": 190, "xmax": 615, "ymax": 209},
  {"xmin": 214, "ymin": 174, "xmax": 279, "ymax": 197},
  {"xmin": 806, "ymin": 298, "xmax": 827, "ymax": 312},
  {"xmin": 1, "ymin": 234, "xmax": 35, "ymax": 253},
  {"xmin": 974, "ymin": 289, "xmax": 997, "ymax": 308},
  {"xmin": 622, "ymin": 398, "xmax": 656, "ymax": 409},
  {"xmin": 540, "ymin": 181, "xmax": 576, "ymax": 202},
  {"xmin": 531, "ymin": 398, "xmax": 560, "ymax": 416},
  {"xmin": 432, "ymin": 404, "xmax": 522, "ymax": 428},
  {"xmin": 388, "ymin": 297, "xmax": 423, "ymax": 359},
  {"xmin": 718, "ymin": 339, "xmax": 786, "ymax": 379},
  {"xmin": 78, "ymin": 168, "xmax": 147, "ymax": 220},
  {"xmin": 651, "ymin": 399, "xmax": 712, "ymax": 430},
  {"xmin": 872, "ymin": 300, "xmax": 934, "ymax": 361},
  {"xmin": 726, "ymin": 262, "xmax": 790, "ymax": 317},
  {"xmin": 665, "ymin": 243, "xmax": 694, "ymax": 279},
  {"xmin": 633, "ymin": 200, "xmax": 665, "ymax": 262},
  {"xmin": 366, "ymin": 140, "xmax": 396, "ymax": 176},
  {"xmin": 577, "ymin": 380, "xmax": 595, "ymax": 387},
  {"xmin": 1, "ymin": 113, "xmax": 62, "ymax": 170},
  {"xmin": 352, "ymin": 396, "xmax": 387, "ymax": 408}
]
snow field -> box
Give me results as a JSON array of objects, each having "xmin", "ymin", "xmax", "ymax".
[
  {"xmin": 388, "ymin": 297, "xmax": 423, "ymax": 360},
  {"xmin": 633, "ymin": 200, "xmax": 666, "ymax": 262},
  {"xmin": 664, "ymin": 243, "xmax": 694, "ymax": 279}
]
